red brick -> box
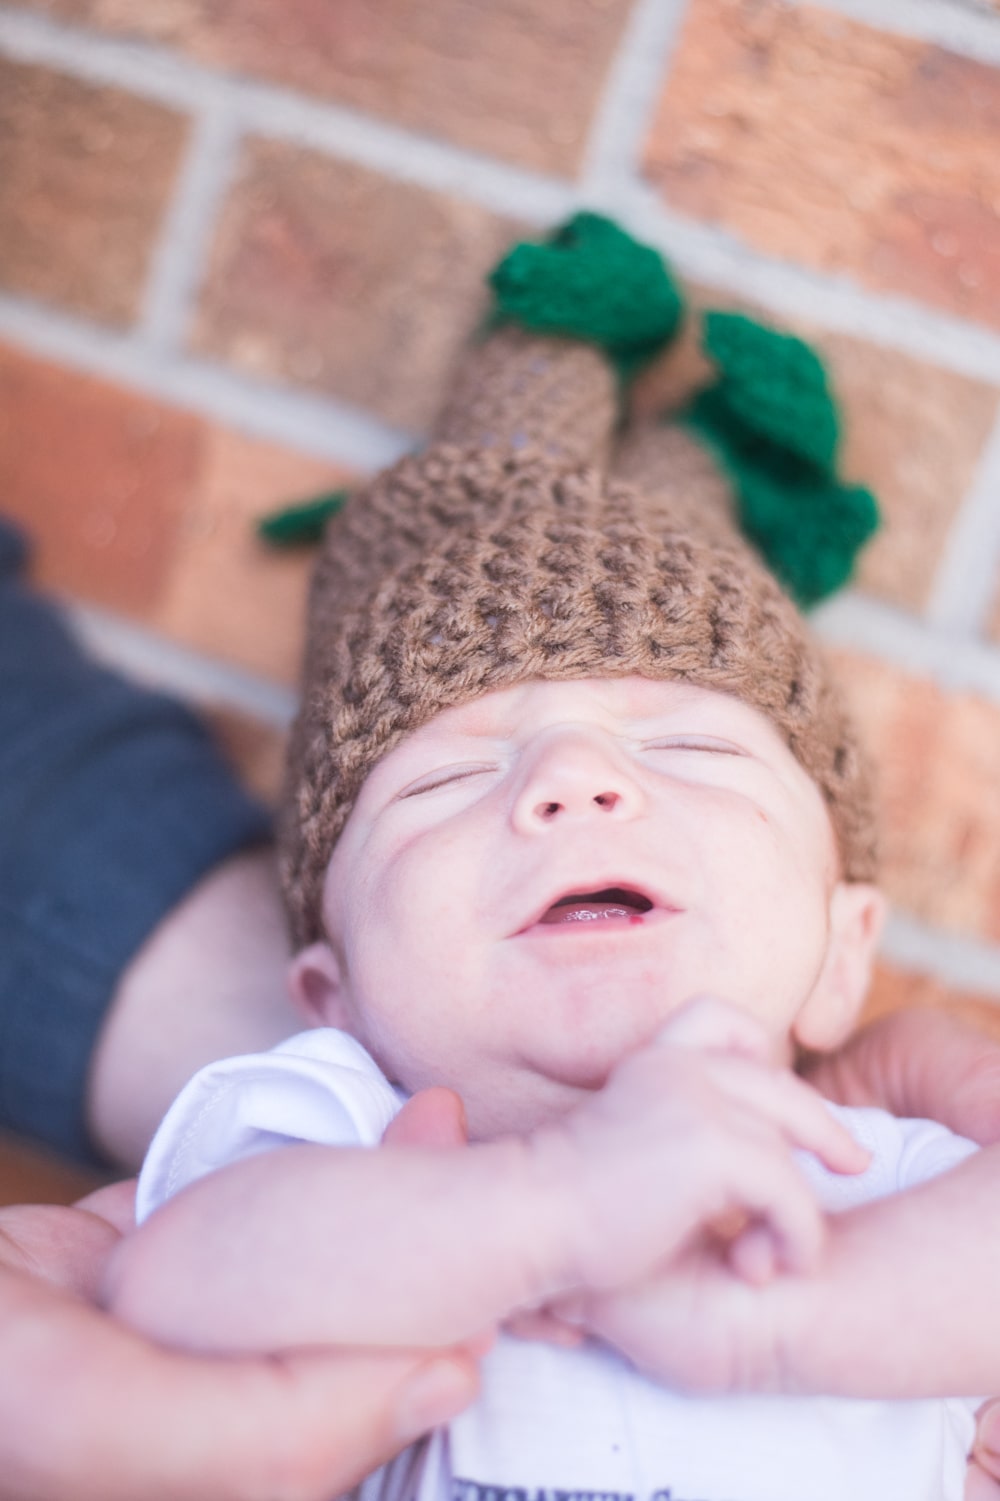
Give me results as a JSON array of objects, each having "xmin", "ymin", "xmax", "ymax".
[
  {"xmin": 832, "ymin": 651, "xmax": 1000, "ymax": 945},
  {"xmin": 644, "ymin": 0, "xmax": 1000, "ymax": 329},
  {"xmin": 14, "ymin": 0, "xmax": 631, "ymax": 175},
  {"xmin": 151, "ymin": 425, "xmax": 350, "ymax": 686},
  {"xmin": 0, "ymin": 59, "xmax": 188, "ymax": 325},
  {"xmin": 193, "ymin": 144, "xmax": 519, "ymax": 431},
  {"xmin": 0, "ymin": 341, "xmax": 346, "ymax": 683},
  {"xmin": 632, "ymin": 290, "xmax": 999, "ymax": 612},
  {"xmin": 815, "ymin": 334, "xmax": 997, "ymax": 610},
  {"xmin": 0, "ymin": 343, "xmax": 200, "ymax": 614}
]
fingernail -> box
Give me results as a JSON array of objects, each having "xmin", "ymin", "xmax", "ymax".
[{"xmin": 396, "ymin": 1358, "xmax": 476, "ymax": 1439}]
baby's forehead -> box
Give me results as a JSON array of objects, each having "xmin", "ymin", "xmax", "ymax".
[{"xmin": 405, "ymin": 675, "xmax": 772, "ymax": 746}]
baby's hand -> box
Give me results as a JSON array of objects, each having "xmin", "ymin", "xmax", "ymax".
[{"xmin": 534, "ymin": 996, "xmax": 868, "ymax": 1298}]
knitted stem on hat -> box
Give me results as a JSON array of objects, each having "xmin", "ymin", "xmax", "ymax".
[
  {"xmin": 489, "ymin": 212, "xmax": 684, "ymax": 383},
  {"xmin": 684, "ymin": 312, "xmax": 880, "ymax": 608}
]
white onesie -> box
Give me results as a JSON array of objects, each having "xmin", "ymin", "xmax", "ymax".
[{"xmin": 138, "ymin": 1028, "xmax": 981, "ymax": 1501}]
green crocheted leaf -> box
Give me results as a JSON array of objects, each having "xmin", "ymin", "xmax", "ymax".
[
  {"xmin": 702, "ymin": 311, "xmax": 840, "ymax": 471},
  {"xmin": 738, "ymin": 468, "xmax": 879, "ymax": 607},
  {"xmin": 489, "ymin": 212, "xmax": 684, "ymax": 378},
  {"xmin": 256, "ymin": 490, "xmax": 349, "ymax": 546},
  {"xmin": 686, "ymin": 400, "xmax": 879, "ymax": 607}
]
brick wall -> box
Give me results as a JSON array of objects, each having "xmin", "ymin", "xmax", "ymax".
[{"xmin": 2, "ymin": 0, "xmax": 1000, "ymax": 1193}]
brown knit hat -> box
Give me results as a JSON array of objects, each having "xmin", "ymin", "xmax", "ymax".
[{"xmin": 280, "ymin": 310, "xmax": 878, "ymax": 948}]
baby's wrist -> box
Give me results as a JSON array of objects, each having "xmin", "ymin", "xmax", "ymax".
[{"xmin": 520, "ymin": 1120, "xmax": 618, "ymax": 1297}]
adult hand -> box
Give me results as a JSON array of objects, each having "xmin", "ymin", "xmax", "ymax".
[
  {"xmin": 804, "ymin": 1005, "xmax": 1000, "ymax": 1146},
  {"xmin": 0, "ymin": 1171, "xmax": 477, "ymax": 1501},
  {"xmin": 807, "ymin": 1000, "xmax": 1000, "ymax": 1493}
]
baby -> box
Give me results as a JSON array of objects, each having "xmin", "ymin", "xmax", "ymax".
[{"xmin": 106, "ymin": 223, "xmax": 996, "ymax": 1501}]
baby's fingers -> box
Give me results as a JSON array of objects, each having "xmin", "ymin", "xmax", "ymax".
[
  {"xmin": 726, "ymin": 1143, "xmax": 827, "ymax": 1275},
  {"xmin": 709, "ymin": 1060, "xmax": 870, "ymax": 1177},
  {"xmin": 656, "ymin": 996, "xmax": 771, "ymax": 1060}
]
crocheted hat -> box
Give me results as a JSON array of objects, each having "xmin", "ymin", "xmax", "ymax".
[{"xmin": 280, "ymin": 214, "xmax": 879, "ymax": 947}]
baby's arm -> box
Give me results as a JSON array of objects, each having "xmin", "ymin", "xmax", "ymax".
[
  {"xmin": 104, "ymin": 999, "xmax": 861, "ymax": 1354},
  {"xmin": 560, "ymin": 1140, "xmax": 1000, "ymax": 1398}
]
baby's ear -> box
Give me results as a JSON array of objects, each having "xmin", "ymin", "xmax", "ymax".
[
  {"xmin": 287, "ymin": 942, "xmax": 351, "ymax": 1030},
  {"xmin": 793, "ymin": 883, "xmax": 887, "ymax": 1052}
]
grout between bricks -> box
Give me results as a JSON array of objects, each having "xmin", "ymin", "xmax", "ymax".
[
  {"xmin": 66, "ymin": 598, "xmax": 297, "ymax": 726},
  {"xmin": 815, "ymin": 592, "xmax": 1000, "ymax": 702},
  {"xmin": 793, "ymin": 0, "xmax": 1000, "ymax": 66},
  {"xmin": 882, "ymin": 911, "xmax": 1000, "ymax": 1003},
  {"xmin": 578, "ymin": 0, "xmax": 692, "ymax": 203},
  {"xmin": 140, "ymin": 105, "xmax": 242, "ymax": 353},
  {"xmin": 0, "ymin": 290, "xmax": 412, "ymax": 468},
  {"xmin": 926, "ymin": 407, "xmax": 1000, "ymax": 634}
]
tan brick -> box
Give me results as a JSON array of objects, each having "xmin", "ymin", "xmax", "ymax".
[
  {"xmin": 15, "ymin": 0, "xmax": 631, "ymax": 175},
  {"xmin": 151, "ymin": 426, "xmax": 350, "ymax": 686},
  {"xmin": 0, "ymin": 59, "xmax": 187, "ymax": 325},
  {"xmin": 193, "ymin": 144, "xmax": 519, "ymax": 431},
  {"xmin": 644, "ymin": 0, "xmax": 1000, "ymax": 328},
  {"xmin": 632, "ymin": 290, "xmax": 999, "ymax": 612},
  {"xmin": 832, "ymin": 651, "xmax": 1000, "ymax": 945},
  {"xmin": 0, "ymin": 340, "xmax": 344, "ymax": 684}
]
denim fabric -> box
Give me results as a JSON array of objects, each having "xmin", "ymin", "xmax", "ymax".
[{"xmin": 0, "ymin": 520, "xmax": 271, "ymax": 1161}]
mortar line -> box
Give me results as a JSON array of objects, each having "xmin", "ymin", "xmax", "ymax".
[
  {"xmin": 881, "ymin": 911, "xmax": 1000, "ymax": 1001},
  {"xmin": 140, "ymin": 105, "xmax": 242, "ymax": 353},
  {"xmin": 609, "ymin": 183, "xmax": 1000, "ymax": 387},
  {"xmin": 0, "ymin": 292, "xmax": 412, "ymax": 469},
  {"xmin": 0, "ymin": 6, "xmax": 572, "ymax": 224},
  {"xmin": 814, "ymin": 591, "xmax": 1000, "ymax": 702},
  {"xmin": 579, "ymin": 0, "xmax": 691, "ymax": 204},
  {"xmin": 789, "ymin": 0, "xmax": 1000, "ymax": 66},
  {"xmin": 926, "ymin": 407, "xmax": 1000, "ymax": 633},
  {"xmin": 65, "ymin": 599, "xmax": 298, "ymax": 726}
]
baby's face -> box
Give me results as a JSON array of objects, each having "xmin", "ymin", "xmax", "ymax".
[{"xmin": 310, "ymin": 676, "xmax": 871, "ymax": 1137}]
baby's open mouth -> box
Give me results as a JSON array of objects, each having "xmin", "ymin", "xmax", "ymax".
[{"xmin": 538, "ymin": 887, "xmax": 655, "ymax": 925}]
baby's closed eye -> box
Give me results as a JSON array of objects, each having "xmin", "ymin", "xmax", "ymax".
[
  {"xmin": 397, "ymin": 764, "xmax": 498, "ymax": 798},
  {"xmin": 640, "ymin": 736, "xmax": 748, "ymax": 757}
]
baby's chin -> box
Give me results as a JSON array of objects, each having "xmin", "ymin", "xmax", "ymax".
[{"xmin": 458, "ymin": 1067, "xmax": 596, "ymax": 1141}]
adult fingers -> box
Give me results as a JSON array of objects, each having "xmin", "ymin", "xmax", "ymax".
[
  {"xmin": 0, "ymin": 1261, "xmax": 478, "ymax": 1501},
  {"xmin": 73, "ymin": 1178, "xmax": 138, "ymax": 1233},
  {"xmin": 0, "ymin": 1203, "xmax": 121, "ymax": 1300},
  {"xmin": 383, "ymin": 1088, "xmax": 468, "ymax": 1149},
  {"xmin": 806, "ymin": 1008, "xmax": 1000, "ymax": 1146}
]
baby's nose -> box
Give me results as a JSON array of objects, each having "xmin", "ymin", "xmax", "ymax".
[
  {"xmin": 512, "ymin": 732, "xmax": 642, "ymax": 831},
  {"xmin": 533, "ymin": 788, "xmax": 622, "ymax": 821}
]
